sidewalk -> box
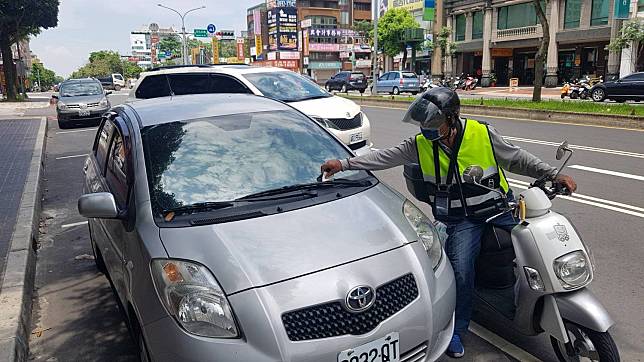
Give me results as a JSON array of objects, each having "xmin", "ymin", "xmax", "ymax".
[
  {"xmin": 458, "ymin": 86, "xmax": 563, "ymax": 100},
  {"xmin": 0, "ymin": 101, "xmax": 51, "ymax": 119}
]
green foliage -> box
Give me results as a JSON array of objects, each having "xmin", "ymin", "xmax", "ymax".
[
  {"xmin": 219, "ymin": 40, "xmax": 236, "ymax": 58},
  {"xmin": 609, "ymin": 19, "xmax": 644, "ymax": 51},
  {"xmin": 121, "ymin": 61, "xmax": 143, "ymax": 79},
  {"xmin": 0, "ymin": 0, "xmax": 60, "ymax": 100},
  {"xmin": 434, "ymin": 27, "xmax": 456, "ymax": 56},
  {"xmin": 71, "ymin": 50, "xmax": 141, "ymax": 79},
  {"xmin": 29, "ymin": 62, "xmax": 57, "ymax": 90},
  {"xmin": 353, "ymin": 20, "xmax": 373, "ymax": 45},
  {"xmin": 377, "ymin": 8, "xmax": 421, "ymax": 57},
  {"xmin": 159, "ymin": 35, "xmax": 182, "ymax": 58}
]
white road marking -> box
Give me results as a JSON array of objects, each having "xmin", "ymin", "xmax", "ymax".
[
  {"xmin": 568, "ymin": 165, "xmax": 644, "ymax": 182},
  {"xmin": 469, "ymin": 322, "xmax": 542, "ymax": 362},
  {"xmin": 507, "ymin": 178, "xmax": 644, "ymax": 218},
  {"xmin": 61, "ymin": 221, "xmax": 88, "ymax": 229},
  {"xmin": 56, "ymin": 128, "xmax": 97, "ymax": 134},
  {"xmin": 55, "ymin": 154, "xmax": 88, "ymax": 160},
  {"xmin": 503, "ymin": 136, "xmax": 644, "ymax": 159}
]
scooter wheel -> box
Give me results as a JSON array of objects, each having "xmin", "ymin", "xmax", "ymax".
[
  {"xmin": 551, "ymin": 321, "xmax": 620, "ymax": 362},
  {"xmin": 561, "ymin": 94, "xmax": 566, "ymax": 99}
]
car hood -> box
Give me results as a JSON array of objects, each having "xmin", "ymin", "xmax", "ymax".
[
  {"xmin": 289, "ymin": 95, "xmax": 361, "ymax": 119},
  {"xmin": 159, "ymin": 184, "xmax": 418, "ymax": 294},
  {"xmin": 59, "ymin": 94, "xmax": 105, "ymax": 104}
]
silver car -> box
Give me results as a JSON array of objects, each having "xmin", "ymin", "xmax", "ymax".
[{"xmin": 78, "ymin": 93, "xmax": 455, "ymax": 362}]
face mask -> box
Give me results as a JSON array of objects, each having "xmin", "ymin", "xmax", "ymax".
[{"xmin": 421, "ymin": 128, "xmax": 442, "ymax": 141}]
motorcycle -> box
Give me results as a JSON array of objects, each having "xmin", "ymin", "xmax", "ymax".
[
  {"xmin": 403, "ymin": 141, "xmax": 620, "ymax": 361},
  {"xmin": 561, "ymin": 81, "xmax": 581, "ymax": 99},
  {"xmin": 421, "ymin": 78, "xmax": 441, "ymax": 91},
  {"xmin": 463, "ymin": 74, "xmax": 479, "ymax": 91}
]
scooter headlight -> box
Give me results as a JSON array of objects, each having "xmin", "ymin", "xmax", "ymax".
[
  {"xmin": 553, "ymin": 250, "xmax": 592, "ymax": 289},
  {"xmin": 151, "ymin": 259, "xmax": 239, "ymax": 338},
  {"xmin": 403, "ymin": 200, "xmax": 443, "ymax": 269}
]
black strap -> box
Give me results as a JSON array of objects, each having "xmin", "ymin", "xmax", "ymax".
[
  {"xmin": 446, "ymin": 120, "xmax": 466, "ymax": 184},
  {"xmin": 432, "ymin": 141, "xmax": 441, "ymax": 185}
]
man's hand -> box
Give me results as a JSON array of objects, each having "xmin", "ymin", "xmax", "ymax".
[
  {"xmin": 555, "ymin": 174, "xmax": 577, "ymax": 193},
  {"xmin": 321, "ymin": 159, "xmax": 343, "ymax": 177}
]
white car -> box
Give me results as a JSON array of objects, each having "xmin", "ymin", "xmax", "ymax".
[{"xmin": 127, "ymin": 65, "xmax": 372, "ymax": 154}]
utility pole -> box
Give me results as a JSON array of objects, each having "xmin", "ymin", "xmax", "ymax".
[
  {"xmin": 158, "ymin": 4, "xmax": 206, "ymax": 65},
  {"xmin": 35, "ymin": 65, "xmax": 41, "ymax": 92},
  {"xmin": 371, "ymin": 0, "xmax": 380, "ymax": 85}
]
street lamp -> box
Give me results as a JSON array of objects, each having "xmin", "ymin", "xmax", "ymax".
[{"xmin": 157, "ymin": 3, "xmax": 206, "ymax": 65}]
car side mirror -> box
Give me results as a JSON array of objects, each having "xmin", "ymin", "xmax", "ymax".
[
  {"xmin": 78, "ymin": 192, "xmax": 120, "ymax": 219},
  {"xmin": 105, "ymin": 91, "xmax": 113, "ymax": 96}
]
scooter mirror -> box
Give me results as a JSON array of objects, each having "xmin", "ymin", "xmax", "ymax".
[
  {"xmin": 463, "ymin": 165, "xmax": 484, "ymax": 184},
  {"xmin": 556, "ymin": 141, "xmax": 570, "ymax": 160}
]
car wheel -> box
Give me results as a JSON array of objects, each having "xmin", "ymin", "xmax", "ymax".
[
  {"xmin": 89, "ymin": 224, "xmax": 107, "ymax": 275},
  {"xmin": 570, "ymin": 92, "xmax": 578, "ymax": 100},
  {"xmin": 57, "ymin": 118, "xmax": 70, "ymax": 129},
  {"xmin": 128, "ymin": 308, "xmax": 151, "ymax": 362},
  {"xmin": 325, "ymin": 84, "xmax": 331, "ymax": 92},
  {"xmin": 341, "ymin": 84, "xmax": 347, "ymax": 93},
  {"xmin": 550, "ymin": 321, "xmax": 620, "ymax": 362},
  {"xmin": 393, "ymin": 87, "xmax": 400, "ymax": 95},
  {"xmin": 591, "ymin": 88, "xmax": 605, "ymax": 102},
  {"xmin": 370, "ymin": 86, "xmax": 374, "ymax": 94},
  {"xmin": 411, "ymin": 91, "xmax": 418, "ymax": 95},
  {"xmin": 115, "ymin": 85, "xmax": 121, "ymax": 91}
]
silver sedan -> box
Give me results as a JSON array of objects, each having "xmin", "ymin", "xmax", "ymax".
[{"xmin": 78, "ymin": 93, "xmax": 455, "ymax": 361}]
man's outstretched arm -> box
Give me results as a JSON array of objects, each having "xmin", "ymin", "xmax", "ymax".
[{"xmin": 321, "ymin": 137, "xmax": 419, "ymax": 176}]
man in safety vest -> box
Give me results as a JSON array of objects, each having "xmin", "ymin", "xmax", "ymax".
[{"xmin": 320, "ymin": 88, "xmax": 576, "ymax": 358}]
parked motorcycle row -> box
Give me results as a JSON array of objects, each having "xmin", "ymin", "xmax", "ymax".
[
  {"xmin": 561, "ymin": 75, "xmax": 603, "ymax": 100},
  {"xmin": 421, "ymin": 73, "xmax": 479, "ymax": 92}
]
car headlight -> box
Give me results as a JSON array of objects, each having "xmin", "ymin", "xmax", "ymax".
[
  {"xmin": 553, "ymin": 250, "xmax": 592, "ymax": 289},
  {"xmin": 57, "ymin": 101, "xmax": 67, "ymax": 110},
  {"xmin": 312, "ymin": 116, "xmax": 340, "ymax": 130},
  {"xmin": 403, "ymin": 200, "xmax": 443, "ymax": 269},
  {"xmin": 151, "ymin": 259, "xmax": 239, "ymax": 338},
  {"xmin": 99, "ymin": 97, "xmax": 109, "ymax": 107}
]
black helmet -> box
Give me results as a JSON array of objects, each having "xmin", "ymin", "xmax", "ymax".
[{"xmin": 402, "ymin": 87, "xmax": 461, "ymax": 130}]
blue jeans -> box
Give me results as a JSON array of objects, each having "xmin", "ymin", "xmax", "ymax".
[{"xmin": 444, "ymin": 212, "xmax": 518, "ymax": 337}]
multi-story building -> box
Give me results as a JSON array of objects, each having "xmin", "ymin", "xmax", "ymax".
[
  {"xmin": 247, "ymin": 3, "xmax": 269, "ymax": 60},
  {"xmin": 446, "ymin": 0, "xmax": 633, "ymax": 86},
  {"xmin": 130, "ymin": 24, "xmax": 179, "ymax": 68}
]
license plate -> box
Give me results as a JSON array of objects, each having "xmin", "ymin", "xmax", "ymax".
[
  {"xmin": 338, "ymin": 332, "xmax": 400, "ymax": 362},
  {"xmin": 79, "ymin": 109, "xmax": 90, "ymax": 116},
  {"xmin": 350, "ymin": 132, "xmax": 363, "ymax": 144}
]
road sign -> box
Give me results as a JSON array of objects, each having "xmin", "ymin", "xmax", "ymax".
[
  {"xmin": 165, "ymin": 51, "xmax": 171, "ymax": 57},
  {"xmin": 194, "ymin": 29, "xmax": 208, "ymax": 38},
  {"xmin": 207, "ymin": 24, "xmax": 216, "ymax": 33}
]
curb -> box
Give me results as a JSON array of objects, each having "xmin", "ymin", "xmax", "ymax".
[
  {"xmin": 343, "ymin": 96, "xmax": 644, "ymax": 130},
  {"xmin": 0, "ymin": 117, "xmax": 47, "ymax": 361}
]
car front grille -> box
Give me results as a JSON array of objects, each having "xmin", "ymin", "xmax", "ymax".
[
  {"xmin": 282, "ymin": 273, "xmax": 419, "ymax": 341},
  {"xmin": 327, "ymin": 113, "xmax": 362, "ymax": 130},
  {"xmin": 348, "ymin": 140, "xmax": 367, "ymax": 150},
  {"xmin": 401, "ymin": 341, "xmax": 429, "ymax": 362},
  {"xmin": 66, "ymin": 102, "xmax": 100, "ymax": 109}
]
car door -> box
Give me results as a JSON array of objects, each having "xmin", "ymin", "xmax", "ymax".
[
  {"xmin": 376, "ymin": 72, "xmax": 390, "ymax": 93},
  {"xmin": 627, "ymin": 73, "xmax": 644, "ymax": 98},
  {"xmin": 390, "ymin": 72, "xmax": 401, "ymax": 92}
]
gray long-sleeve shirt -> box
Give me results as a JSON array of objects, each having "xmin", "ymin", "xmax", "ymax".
[{"xmin": 340, "ymin": 120, "xmax": 557, "ymax": 179}]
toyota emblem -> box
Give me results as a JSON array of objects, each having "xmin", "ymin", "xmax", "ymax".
[
  {"xmin": 345, "ymin": 112, "xmax": 351, "ymax": 118},
  {"xmin": 345, "ymin": 285, "xmax": 375, "ymax": 312}
]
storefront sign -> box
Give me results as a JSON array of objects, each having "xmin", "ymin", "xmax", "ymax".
[
  {"xmin": 303, "ymin": 30, "xmax": 310, "ymax": 56},
  {"xmin": 388, "ymin": 0, "xmax": 424, "ymax": 12},
  {"xmin": 308, "ymin": 61, "xmax": 342, "ymax": 69},
  {"xmin": 267, "ymin": 51, "xmax": 277, "ymax": 60},
  {"xmin": 280, "ymin": 51, "xmax": 300, "ymax": 59},
  {"xmin": 255, "ymin": 34, "xmax": 263, "ymax": 56},
  {"xmin": 236, "ymin": 38, "xmax": 245, "ymax": 60},
  {"xmin": 277, "ymin": 7, "xmax": 298, "ymax": 51},
  {"xmin": 254, "ymin": 59, "xmax": 300, "ymax": 71},
  {"xmin": 303, "ymin": 56, "xmax": 309, "ymax": 65},
  {"xmin": 340, "ymin": 51, "xmax": 350, "ymax": 59},
  {"xmin": 309, "ymin": 43, "xmax": 340, "ymax": 52},
  {"xmin": 212, "ymin": 38, "xmax": 219, "ymax": 62},
  {"xmin": 355, "ymin": 59, "xmax": 371, "ymax": 68},
  {"xmin": 614, "ymin": 0, "xmax": 630, "ymax": 19},
  {"xmin": 301, "ymin": 19, "xmax": 312, "ymax": 28},
  {"xmin": 423, "ymin": 0, "xmax": 435, "ymax": 21},
  {"xmin": 267, "ymin": 9, "xmax": 277, "ymax": 50},
  {"xmin": 491, "ymin": 48, "xmax": 513, "ymax": 57},
  {"xmin": 253, "ymin": 10, "xmax": 262, "ymax": 34},
  {"xmin": 575, "ymin": 54, "xmax": 581, "ymax": 66}
]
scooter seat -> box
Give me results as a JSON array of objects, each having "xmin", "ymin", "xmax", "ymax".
[
  {"xmin": 480, "ymin": 226, "xmax": 513, "ymax": 251},
  {"xmin": 476, "ymin": 226, "xmax": 516, "ymax": 289}
]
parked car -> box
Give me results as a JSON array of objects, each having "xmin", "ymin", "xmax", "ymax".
[
  {"xmin": 372, "ymin": 71, "xmax": 421, "ymax": 95},
  {"xmin": 325, "ymin": 71, "xmax": 368, "ymax": 93},
  {"xmin": 79, "ymin": 93, "xmax": 456, "ymax": 362},
  {"xmin": 127, "ymin": 77, "xmax": 138, "ymax": 89},
  {"xmin": 590, "ymin": 72, "xmax": 644, "ymax": 102},
  {"xmin": 98, "ymin": 73, "xmax": 126, "ymax": 91},
  {"xmin": 53, "ymin": 78, "xmax": 111, "ymax": 129},
  {"xmin": 128, "ymin": 65, "xmax": 372, "ymax": 154}
]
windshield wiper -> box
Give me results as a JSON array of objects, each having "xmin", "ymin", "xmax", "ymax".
[
  {"xmin": 286, "ymin": 94, "xmax": 331, "ymax": 102},
  {"xmin": 237, "ymin": 179, "xmax": 372, "ymax": 200},
  {"xmin": 163, "ymin": 201, "xmax": 236, "ymax": 217}
]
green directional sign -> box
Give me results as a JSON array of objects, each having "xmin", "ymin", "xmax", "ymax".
[{"xmin": 194, "ymin": 29, "xmax": 208, "ymax": 38}]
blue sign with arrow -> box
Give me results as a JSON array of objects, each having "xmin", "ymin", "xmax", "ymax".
[{"xmin": 207, "ymin": 24, "xmax": 216, "ymax": 33}]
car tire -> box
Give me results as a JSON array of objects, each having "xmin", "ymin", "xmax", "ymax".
[
  {"xmin": 370, "ymin": 86, "xmax": 374, "ymax": 94},
  {"xmin": 57, "ymin": 118, "xmax": 70, "ymax": 129},
  {"xmin": 89, "ymin": 224, "xmax": 107, "ymax": 275},
  {"xmin": 115, "ymin": 85, "xmax": 121, "ymax": 91},
  {"xmin": 411, "ymin": 91, "xmax": 418, "ymax": 95},
  {"xmin": 393, "ymin": 87, "xmax": 400, "ymax": 95},
  {"xmin": 341, "ymin": 84, "xmax": 347, "ymax": 93},
  {"xmin": 127, "ymin": 306, "xmax": 151, "ymax": 362},
  {"xmin": 570, "ymin": 92, "xmax": 578, "ymax": 100},
  {"xmin": 359, "ymin": 89, "xmax": 365, "ymax": 94},
  {"xmin": 591, "ymin": 88, "xmax": 606, "ymax": 102}
]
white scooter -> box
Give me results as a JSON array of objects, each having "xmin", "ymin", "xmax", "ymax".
[{"xmin": 404, "ymin": 141, "xmax": 619, "ymax": 361}]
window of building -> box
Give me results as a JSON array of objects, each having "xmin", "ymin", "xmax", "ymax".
[
  {"xmin": 639, "ymin": 0, "xmax": 644, "ymax": 12},
  {"xmin": 497, "ymin": 2, "xmax": 543, "ymax": 29},
  {"xmin": 455, "ymin": 14, "xmax": 466, "ymax": 41},
  {"xmin": 564, "ymin": 0, "xmax": 581, "ymax": 29},
  {"xmin": 472, "ymin": 11, "xmax": 483, "ymax": 39},
  {"xmin": 341, "ymin": 11, "xmax": 350, "ymax": 25},
  {"xmin": 590, "ymin": 0, "xmax": 609, "ymax": 26},
  {"xmin": 354, "ymin": 2, "xmax": 371, "ymax": 10}
]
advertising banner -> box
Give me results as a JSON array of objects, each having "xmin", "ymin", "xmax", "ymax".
[
  {"xmin": 266, "ymin": 0, "xmax": 276, "ymax": 9},
  {"xmin": 308, "ymin": 61, "xmax": 342, "ymax": 70},
  {"xmin": 388, "ymin": 0, "xmax": 424, "ymax": 12},
  {"xmin": 237, "ymin": 38, "xmax": 245, "ymax": 60},
  {"xmin": 308, "ymin": 43, "xmax": 340, "ymax": 52},
  {"xmin": 614, "ymin": 0, "xmax": 630, "ymax": 19},
  {"xmin": 255, "ymin": 34, "xmax": 263, "ymax": 54},
  {"xmin": 303, "ymin": 30, "xmax": 309, "ymax": 56},
  {"xmin": 423, "ymin": 0, "xmax": 435, "ymax": 21},
  {"xmin": 253, "ymin": 9, "xmax": 262, "ymax": 34},
  {"xmin": 267, "ymin": 8, "xmax": 278, "ymax": 51},
  {"xmin": 308, "ymin": 28, "xmax": 356, "ymax": 38},
  {"xmin": 212, "ymin": 38, "xmax": 220, "ymax": 63},
  {"xmin": 279, "ymin": 51, "xmax": 300, "ymax": 59},
  {"xmin": 277, "ymin": 7, "xmax": 298, "ymax": 51}
]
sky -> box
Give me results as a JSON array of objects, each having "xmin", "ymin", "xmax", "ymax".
[{"xmin": 30, "ymin": 0, "xmax": 262, "ymax": 76}]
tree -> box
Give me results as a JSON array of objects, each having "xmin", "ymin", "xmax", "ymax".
[
  {"xmin": 609, "ymin": 19, "xmax": 644, "ymax": 73},
  {"xmin": 219, "ymin": 40, "xmax": 236, "ymax": 58},
  {"xmin": 353, "ymin": 20, "xmax": 373, "ymax": 45},
  {"xmin": 159, "ymin": 35, "xmax": 182, "ymax": 59},
  {"xmin": 434, "ymin": 27, "xmax": 456, "ymax": 75},
  {"xmin": 377, "ymin": 8, "xmax": 421, "ymax": 70},
  {"xmin": 71, "ymin": 50, "xmax": 127, "ymax": 78},
  {"xmin": 29, "ymin": 62, "xmax": 57, "ymax": 90},
  {"xmin": 121, "ymin": 61, "xmax": 143, "ymax": 79},
  {"xmin": 0, "ymin": 0, "xmax": 59, "ymax": 100},
  {"xmin": 532, "ymin": 0, "xmax": 550, "ymax": 102}
]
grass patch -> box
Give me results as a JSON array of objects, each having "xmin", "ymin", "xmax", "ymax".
[{"xmin": 340, "ymin": 94, "xmax": 643, "ymax": 116}]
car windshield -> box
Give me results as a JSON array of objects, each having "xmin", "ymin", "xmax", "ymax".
[
  {"xmin": 142, "ymin": 109, "xmax": 362, "ymax": 213},
  {"xmin": 351, "ymin": 73, "xmax": 365, "ymax": 79},
  {"xmin": 402, "ymin": 72, "xmax": 417, "ymax": 79},
  {"xmin": 243, "ymin": 71, "xmax": 331, "ymax": 102},
  {"xmin": 60, "ymin": 82, "xmax": 103, "ymax": 97}
]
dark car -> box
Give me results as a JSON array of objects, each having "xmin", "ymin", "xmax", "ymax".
[
  {"xmin": 590, "ymin": 72, "xmax": 644, "ymax": 102},
  {"xmin": 54, "ymin": 78, "xmax": 111, "ymax": 129},
  {"xmin": 325, "ymin": 71, "xmax": 367, "ymax": 93}
]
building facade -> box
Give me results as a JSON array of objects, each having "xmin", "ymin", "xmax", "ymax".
[
  {"xmin": 445, "ymin": 0, "xmax": 636, "ymax": 86},
  {"xmin": 129, "ymin": 24, "xmax": 179, "ymax": 68},
  {"xmin": 247, "ymin": 3, "xmax": 269, "ymax": 61}
]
